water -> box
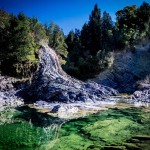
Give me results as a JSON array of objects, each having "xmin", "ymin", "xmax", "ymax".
[{"xmin": 0, "ymin": 103, "xmax": 150, "ymax": 150}]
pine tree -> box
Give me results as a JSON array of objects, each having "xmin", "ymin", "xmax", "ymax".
[
  {"xmin": 88, "ymin": 4, "xmax": 102, "ymax": 55},
  {"xmin": 10, "ymin": 13, "xmax": 36, "ymax": 62},
  {"xmin": 137, "ymin": 1, "xmax": 150, "ymax": 37},
  {"xmin": 46, "ymin": 21, "xmax": 68, "ymax": 63},
  {"xmin": 30, "ymin": 17, "xmax": 48, "ymax": 44},
  {"xmin": 66, "ymin": 30, "xmax": 75, "ymax": 53},
  {"xmin": 101, "ymin": 11, "xmax": 114, "ymax": 51},
  {"xmin": 80, "ymin": 4, "xmax": 102, "ymax": 56}
]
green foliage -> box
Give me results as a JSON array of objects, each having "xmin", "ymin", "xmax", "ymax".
[
  {"xmin": 0, "ymin": 106, "xmax": 68, "ymax": 149},
  {"xmin": 137, "ymin": 1, "xmax": 150, "ymax": 37},
  {"xmin": 45, "ymin": 21, "xmax": 68, "ymax": 64},
  {"xmin": 65, "ymin": 4, "xmax": 113, "ymax": 79},
  {"xmin": 65, "ymin": 5, "xmax": 99, "ymax": 79},
  {"xmin": 30, "ymin": 17, "xmax": 48, "ymax": 44},
  {"xmin": 102, "ymin": 11, "xmax": 114, "ymax": 51},
  {"xmin": 0, "ymin": 10, "xmax": 67, "ymax": 77},
  {"xmin": 0, "ymin": 11, "xmax": 38, "ymax": 77},
  {"xmin": 115, "ymin": 2, "xmax": 150, "ymax": 48},
  {"xmin": 81, "ymin": 4, "xmax": 102, "ymax": 56},
  {"xmin": 1, "ymin": 1, "xmax": 150, "ymax": 79}
]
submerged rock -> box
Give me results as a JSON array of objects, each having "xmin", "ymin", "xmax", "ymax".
[{"xmin": 28, "ymin": 43, "xmax": 118, "ymax": 103}]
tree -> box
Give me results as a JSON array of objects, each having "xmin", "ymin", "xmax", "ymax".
[
  {"xmin": 116, "ymin": 5, "xmax": 137, "ymax": 30},
  {"xmin": 80, "ymin": 23, "xmax": 90, "ymax": 56},
  {"xmin": 66, "ymin": 4, "xmax": 111, "ymax": 79},
  {"xmin": 30, "ymin": 17, "xmax": 48, "ymax": 44},
  {"xmin": 65, "ymin": 30, "xmax": 75, "ymax": 53},
  {"xmin": 10, "ymin": 13, "xmax": 36, "ymax": 62},
  {"xmin": 137, "ymin": 1, "xmax": 150, "ymax": 37},
  {"xmin": 101, "ymin": 11, "xmax": 114, "ymax": 51},
  {"xmin": 46, "ymin": 21, "xmax": 68, "ymax": 63},
  {"xmin": 88, "ymin": 4, "xmax": 102, "ymax": 55},
  {"xmin": 80, "ymin": 4, "xmax": 102, "ymax": 56},
  {"xmin": 0, "ymin": 9, "xmax": 10, "ymax": 63},
  {"xmin": 66, "ymin": 29, "xmax": 81, "ymax": 62},
  {"xmin": 64, "ymin": 29, "xmax": 82, "ymax": 77},
  {"xmin": 115, "ymin": 5, "xmax": 139, "ymax": 47},
  {"xmin": 0, "ymin": 13, "xmax": 37, "ymax": 76}
]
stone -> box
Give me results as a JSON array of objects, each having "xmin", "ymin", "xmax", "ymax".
[
  {"xmin": 28, "ymin": 43, "xmax": 118, "ymax": 103},
  {"xmin": 0, "ymin": 75, "xmax": 24, "ymax": 107},
  {"xmin": 95, "ymin": 41, "xmax": 150, "ymax": 93}
]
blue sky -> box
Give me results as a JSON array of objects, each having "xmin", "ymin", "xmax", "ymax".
[{"xmin": 0, "ymin": 0, "xmax": 150, "ymax": 34}]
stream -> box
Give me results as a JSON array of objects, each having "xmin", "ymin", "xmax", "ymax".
[{"xmin": 0, "ymin": 101, "xmax": 150, "ymax": 150}]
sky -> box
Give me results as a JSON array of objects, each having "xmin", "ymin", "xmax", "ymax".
[{"xmin": 0, "ymin": 0, "xmax": 150, "ymax": 35}]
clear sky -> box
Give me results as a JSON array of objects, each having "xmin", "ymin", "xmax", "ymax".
[{"xmin": 0, "ymin": 0, "xmax": 150, "ymax": 35}]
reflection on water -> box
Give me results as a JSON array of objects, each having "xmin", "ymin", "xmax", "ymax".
[{"xmin": 0, "ymin": 103, "xmax": 150, "ymax": 150}]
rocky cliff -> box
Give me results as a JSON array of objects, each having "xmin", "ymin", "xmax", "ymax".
[
  {"xmin": 28, "ymin": 43, "xmax": 118, "ymax": 103},
  {"xmin": 95, "ymin": 41, "xmax": 150, "ymax": 93}
]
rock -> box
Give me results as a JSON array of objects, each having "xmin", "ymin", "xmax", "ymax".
[
  {"xmin": 51, "ymin": 105, "xmax": 61, "ymax": 113},
  {"xmin": 131, "ymin": 75, "xmax": 150, "ymax": 103},
  {"xmin": 0, "ymin": 75, "xmax": 24, "ymax": 107},
  {"xmin": 28, "ymin": 43, "xmax": 118, "ymax": 103},
  {"xmin": 95, "ymin": 41, "xmax": 150, "ymax": 93}
]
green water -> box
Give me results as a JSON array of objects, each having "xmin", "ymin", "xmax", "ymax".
[{"xmin": 0, "ymin": 104, "xmax": 150, "ymax": 150}]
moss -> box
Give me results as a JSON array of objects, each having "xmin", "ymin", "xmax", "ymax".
[
  {"xmin": 55, "ymin": 107, "xmax": 150, "ymax": 150},
  {"xmin": 0, "ymin": 107, "xmax": 60, "ymax": 149},
  {"xmin": 50, "ymin": 134, "xmax": 92, "ymax": 150},
  {"xmin": 101, "ymin": 146, "xmax": 127, "ymax": 150},
  {"xmin": 83, "ymin": 118, "xmax": 142, "ymax": 145},
  {"xmin": 123, "ymin": 143, "xmax": 140, "ymax": 149},
  {"xmin": 0, "ymin": 105, "xmax": 150, "ymax": 150}
]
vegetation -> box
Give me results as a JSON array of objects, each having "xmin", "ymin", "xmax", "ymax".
[
  {"xmin": 0, "ymin": 107, "xmax": 61, "ymax": 149},
  {"xmin": 0, "ymin": 11, "xmax": 67, "ymax": 77},
  {"xmin": 0, "ymin": 105, "xmax": 149, "ymax": 149},
  {"xmin": 0, "ymin": 1, "xmax": 150, "ymax": 79},
  {"xmin": 48, "ymin": 106, "xmax": 150, "ymax": 150},
  {"xmin": 65, "ymin": 1, "xmax": 150, "ymax": 79}
]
